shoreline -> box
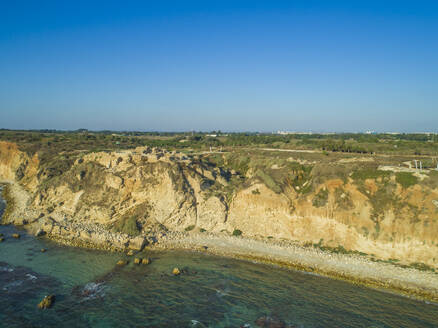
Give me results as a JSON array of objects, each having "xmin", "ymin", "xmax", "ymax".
[
  {"xmin": 150, "ymin": 234, "xmax": 438, "ymax": 303},
  {"xmin": 2, "ymin": 182, "xmax": 438, "ymax": 304}
]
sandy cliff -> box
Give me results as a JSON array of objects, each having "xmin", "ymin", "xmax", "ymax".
[{"xmin": 1, "ymin": 141, "xmax": 438, "ymax": 268}]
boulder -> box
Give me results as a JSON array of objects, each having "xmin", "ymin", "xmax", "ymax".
[
  {"xmin": 141, "ymin": 258, "xmax": 151, "ymax": 265},
  {"xmin": 134, "ymin": 258, "xmax": 141, "ymax": 265},
  {"xmin": 12, "ymin": 233, "xmax": 20, "ymax": 239},
  {"xmin": 128, "ymin": 236, "xmax": 147, "ymax": 251},
  {"xmin": 172, "ymin": 267, "xmax": 181, "ymax": 275},
  {"xmin": 35, "ymin": 229, "xmax": 46, "ymax": 237},
  {"xmin": 38, "ymin": 295, "xmax": 55, "ymax": 309}
]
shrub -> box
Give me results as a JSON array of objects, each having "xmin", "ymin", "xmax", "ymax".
[
  {"xmin": 232, "ymin": 229, "xmax": 242, "ymax": 236},
  {"xmin": 312, "ymin": 188, "xmax": 328, "ymax": 207},
  {"xmin": 112, "ymin": 216, "xmax": 140, "ymax": 236},
  {"xmin": 185, "ymin": 225, "xmax": 195, "ymax": 231}
]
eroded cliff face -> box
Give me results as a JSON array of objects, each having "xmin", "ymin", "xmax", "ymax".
[{"xmin": 1, "ymin": 141, "xmax": 438, "ymax": 267}]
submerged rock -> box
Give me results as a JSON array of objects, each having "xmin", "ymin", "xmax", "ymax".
[
  {"xmin": 172, "ymin": 267, "xmax": 181, "ymax": 275},
  {"xmin": 38, "ymin": 294, "xmax": 55, "ymax": 309},
  {"xmin": 41, "ymin": 248, "xmax": 46, "ymax": 253},
  {"xmin": 255, "ymin": 316, "xmax": 286, "ymax": 328},
  {"xmin": 0, "ymin": 237, "xmax": 4, "ymax": 242},
  {"xmin": 116, "ymin": 260, "xmax": 128, "ymax": 266},
  {"xmin": 12, "ymin": 233, "xmax": 20, "ymax": 239}
]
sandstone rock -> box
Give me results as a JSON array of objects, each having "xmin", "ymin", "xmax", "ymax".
[
  {"xmin": 141, "ymin": 258, "xmax": 151, "ymax": 265},
  {"xmin": 128, "ymin": 236, "xmax": 147, "ymax": 251},
  {"xmin": 172, "ymin": 267, "xmax": 181, "ymax": 275},
  {"xmin": 134, "ymin": 258, "xmax": 141, "ymax": 264},
  {"xmin": 116, "ymin": 260, "xmax": 128, "ymax": 266},
  {"xmin": 12, "ymin": 233, "xmax": 20, "ymax": 239},
  {"xmin": 35, "ymin": 229, "xmax": 46, "ymax": 237},
  {"xmin": 38, "ymin": 295, "xmax": 55, "ymax": 309}
]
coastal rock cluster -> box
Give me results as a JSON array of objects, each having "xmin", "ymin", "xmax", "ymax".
[{"xmin": 1, "ymin": 141, "xmax": 438, "ymax": 268}]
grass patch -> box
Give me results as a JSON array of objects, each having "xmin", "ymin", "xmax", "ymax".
[
  {"xmin": 396, "ymin": 172, "xmax": 418, "ymax": 188},
  {"xmin": 351, "ymin": 168, "xmax": 390, "ymax": 181},
  {"xmin": 255, "ymin": 169, "xmax": 282, "ymax": 193}
]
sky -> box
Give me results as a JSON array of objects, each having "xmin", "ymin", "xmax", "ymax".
[{"xmin": 0, "ymin": 1, "xmax": 437, "ymax": 132}]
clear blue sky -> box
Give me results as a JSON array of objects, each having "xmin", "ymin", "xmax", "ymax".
[{"xmin": 1, "ymin": 1, "xmax": 437, "ymax": 132}]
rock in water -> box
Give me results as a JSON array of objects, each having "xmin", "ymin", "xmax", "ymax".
[
  {"xmin": 41, "ymin": 248, "xmax": 47, "ymax": 253},
  {"xmin": 134, "ymin": 258, "xmax": 141, "ymax": 264},
  {"xmin": 126, "ymin": 250, "xmax": 135, "ymax": 256},
  {"xmin": 172, "ymin": 267, "xmax": 181, "ymax": 275},
  {"xmin": 141, "ymin": 258, "xmax": 151, "ymax": 265},
  {"xmin": 116, "ymin": 260, "xmax": 128, "ymax": 266},
  {"xmin": 38, "ymin": 295, "xmax": 55, "ymax": 309},
  {"xmin": 0, "ymin": 237, "xmax": 4, "ymax": 242},
  {"xmin": 12, "ymin": 233, "xmax": 20, "ymax": 239}
]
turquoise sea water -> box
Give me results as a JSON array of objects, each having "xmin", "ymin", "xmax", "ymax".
[{"xmin": 1, "ymin": 193, "xmax": 438, "ymax": 327}]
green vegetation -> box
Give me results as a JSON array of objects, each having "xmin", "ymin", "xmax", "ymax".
[
  {"xmin": 255, "ymin": 169, "xmax": 282, "ymax": 193},
  {"xmin": 111, "ymin": 216, "xmax": 140, "ymax": 236},
  {"xmin": 232, "ymin": 229, "xmax": 242, "ymax": 236},
  {"xmin": 185, "ymin": 225, "xmax": 195, "ymax": 231},
  {"xmin": 312, "ymin": 188, "xmax": 328, "ymax": 207},
  {"xmin": 396, "ymin": 172, "xmax": 418, "ymax": 188},
  {"xmin": 351, "ymin": 168, "xmax": 390, "ymax": 181}
]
